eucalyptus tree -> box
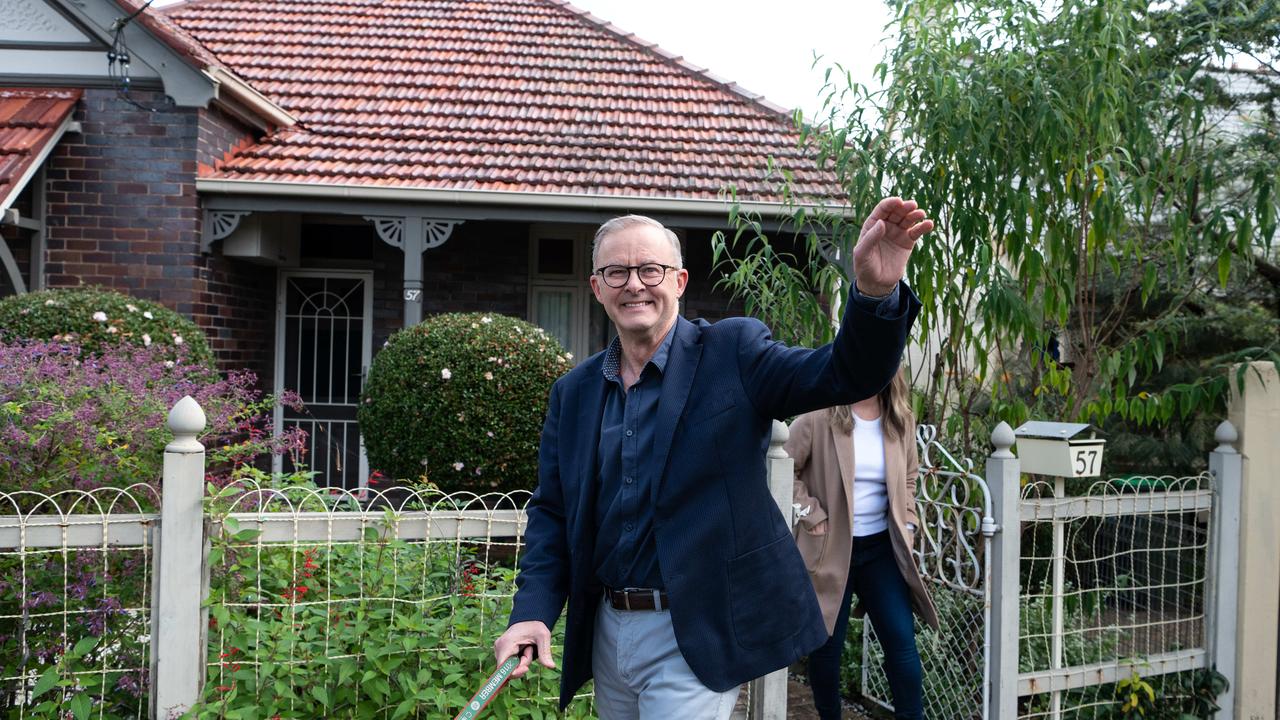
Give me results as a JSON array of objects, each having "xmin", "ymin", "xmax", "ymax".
[{"xmin": 713, "ymin": 0, "xmax": 1279, "ymax": 451}]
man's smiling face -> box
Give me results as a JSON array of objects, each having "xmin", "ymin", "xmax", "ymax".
[{"xmin": 590, "ymin": 224, "xmax": 688, "ymax": 343}]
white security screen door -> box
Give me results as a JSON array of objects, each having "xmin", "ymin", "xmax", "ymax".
[{"xmin": 274, "ymin": 271, "xmax": 373, "ymax": 490}]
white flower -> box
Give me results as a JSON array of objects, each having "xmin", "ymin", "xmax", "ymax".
[
  {"xmin": 173, "ymin": 335, "xmax": 184, "ymax": 345},
  {"xmin": 484, "ymin": 371, "xmax": 493, "ymax": 381},
  {"xmin": 441, "ymin": 368, "xmax": 452, "ymax": 380},
  {"xmin": 488, "ymin": 356, "xmax": 498, "ymax": 362},
  {"xmin": 44, "ymin": 299, "xmax": 57, "ymax": 307},
  {"xmin": 481, "ymin": 316, "xmax": 492, "ymax": 324},
  {"xmin": 92, "ymin": 311, "xmax": 107, "ymax": 322},
  {"xmin": 126, "ymin": 304, "xmax": 138, "ymax": 313},
  {"xmin": 164, "ymin": 360, "xmax": 175, "ymax": 369},
  {"xmin": 142, "ymin": 311, "xmax": 153, "ymax": 320},
  {"xmin": 471, "ymin": 323, "xmax": 479, "ymax": 329},
  {"xmin": 486, "ymin": 431, "xmax": 494, "ymax": 438},
  {"xmin": 565, "ymin": 352, "xmax": 573, "ymax": 360},
  {"xmin": 453, "ymin": 462, "xmax": 464, "ymax": 472},
  {"xmin": 106, "ymin": 326, "xmax": 118, "ymax": 334},
  {"xmin": 142, "ymin": 334, "xmax": 152, "ymax": 347}
]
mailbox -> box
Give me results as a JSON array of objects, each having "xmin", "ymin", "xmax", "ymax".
[{"xmin": 1012, "ymin": 421, "xmax": 1106, "ymax": 477}]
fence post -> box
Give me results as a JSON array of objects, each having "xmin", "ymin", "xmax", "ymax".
[
  {"xmin": 151, "ymin": 396, "xmax": 207, "ymax": 719},
  {"xmin": 1207, "ymin": 420, "xmax": 1241, "ymax": 720},
  {"xmin": 748, "ymin": 420, "xmax": 793, "ymax": 720},
  {"xmin": 1227, "ymin": 360, "xmax": 1279, "ymax": 720},
  {"xmin": 987, "ymin": 422, "xmax": 1020, "ymax": 720}
]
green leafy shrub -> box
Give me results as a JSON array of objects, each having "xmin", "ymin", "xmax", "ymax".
[
  {"xmin": 0, "ymin": 287, "xmax": 214, "ymax": 366},
  {"xmin": 359, "ymin": 313, "xmax": 569, "ymax": 492}
]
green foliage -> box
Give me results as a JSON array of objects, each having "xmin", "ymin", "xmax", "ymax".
[
  {"xmin": 0, "ymin": 287, "xmax": 214, "ymax": 367},
  {"xmin": 1018, "ymin": 583, "xmax": 1124, "ymax": 675},
  {"xmin": 194, "ymin": 502, "xmax": 591, "ymax": 719},
  {"xmin": 713, "ymin": 0, "xmax": 1280, "ymax": 454},
  {"xmin": 359, "ymin": 313, "xmax": 569, "ymax": 492}
]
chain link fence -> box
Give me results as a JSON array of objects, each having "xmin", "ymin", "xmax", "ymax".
[{"xmin": 859, "ymin": 425, "xmax": 994, "ymax": 720}]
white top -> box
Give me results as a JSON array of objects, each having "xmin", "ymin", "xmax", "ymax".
[{"xmin": 851, "ymin": 413, "xmax": 889, "ymax": 536}]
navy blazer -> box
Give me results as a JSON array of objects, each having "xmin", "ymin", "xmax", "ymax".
[{"xmin": 510, "ymin": 283, "xmax": 921, "ymax": 708}]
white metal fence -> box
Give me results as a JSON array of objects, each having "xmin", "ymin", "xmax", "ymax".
[
  {"xmin": 0, "ymin": 398, "xmax": 1245, "ymax": 720},
  {"xmin": 851, "ymin": 421, "xmax": 1240, "ymax": 720},
  {"xmin": 0, "ymin": 398, "xmax": 796, "ymax": 720},
  {"xmin": 0, "ymin": 486, "xmax": 159, "ymax": 719}
]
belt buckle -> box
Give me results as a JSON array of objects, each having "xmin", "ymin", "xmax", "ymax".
[{"xmin": 619, "ymin": 587, "xmax": 662, "ymax": 612}]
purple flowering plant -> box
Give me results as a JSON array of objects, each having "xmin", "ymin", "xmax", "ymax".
[
  {"xmin": 0, "ymin": 339, "xmax": 307, "ymax": 500},
  {"xmin": 0, "ymin": 339, "xmax": 309, "ymax": 717}
]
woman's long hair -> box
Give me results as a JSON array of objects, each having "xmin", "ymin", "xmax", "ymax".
[{"xmin": 829, "ymin": 367, "xmax": 912, "ymax": 440}]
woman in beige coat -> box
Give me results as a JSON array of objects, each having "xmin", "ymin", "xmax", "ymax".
[{"xmin": 787, "ymin": 369, "xmax": 938, "ymax": 720}]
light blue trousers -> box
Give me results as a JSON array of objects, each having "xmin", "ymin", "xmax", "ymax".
[{"xmin": 592, "ymin": 600, "xmax": 740, "ymax": 719}]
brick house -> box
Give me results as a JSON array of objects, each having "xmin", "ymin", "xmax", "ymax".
[{"xmin": 0, "ymin": 0, "xmax": 840, "ymax": 489}]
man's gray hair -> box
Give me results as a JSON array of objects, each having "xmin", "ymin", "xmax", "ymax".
[{"xmin": 592, "ymin": 215, "xmax": 683, "ymax": 270}]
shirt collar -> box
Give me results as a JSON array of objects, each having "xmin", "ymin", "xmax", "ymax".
[{"xmin": 602, "ymin": 321, "xmax": 677, "ymax": 382}]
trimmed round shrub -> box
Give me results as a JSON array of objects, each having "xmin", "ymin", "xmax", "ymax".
[
  {"xmin": 0, "ymin": 287, "xmax": 214, "ymax": 367},
  {"xmin": 359, "ymin": 312, "xmax": 571, "ymax": 493}
]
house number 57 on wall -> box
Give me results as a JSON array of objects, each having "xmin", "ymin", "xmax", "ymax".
[{"xmin": 404, "ymin": 289, "xmax": 422, "ymax": 302}]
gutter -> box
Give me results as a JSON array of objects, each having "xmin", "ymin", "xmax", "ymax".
[
  {"xmin": 204, "ymin": 68, "xmax": 296, "ymax": 130},
  {"xmin": 195, "ymin": 178, "xmax": 848, "ymax": 218}
]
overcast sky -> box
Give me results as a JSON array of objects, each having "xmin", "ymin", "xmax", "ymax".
[{"xmin": 563, "ymin": 0, "xmax": 896, "ymax": 117}]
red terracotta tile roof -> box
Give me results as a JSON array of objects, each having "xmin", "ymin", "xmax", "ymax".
[
  {"xmin": 162, "ymin": 0, "xmax": 842, "ymax": 205},
  {"xmin": 0, "ymin": 88, "xmax": 81, "ymax": 214}
]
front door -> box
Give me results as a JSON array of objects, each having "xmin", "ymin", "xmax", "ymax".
[{"xmin": 274, "ymin": 271, "xmax": 372, "ymax": 490}]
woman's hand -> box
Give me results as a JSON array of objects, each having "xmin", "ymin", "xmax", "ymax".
[{"xmin": 805, "ymin": 520, "xmax": 828, "ymax": 536}]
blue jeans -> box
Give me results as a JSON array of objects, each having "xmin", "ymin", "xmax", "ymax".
[{"xmin": 807, "ymin": 530, "xmax": 923, "ymax": 720}]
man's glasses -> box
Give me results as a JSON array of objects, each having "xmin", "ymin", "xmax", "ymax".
[{"xmin": 593, "ymin": 264, "xmax": 678, "ymax": 288}]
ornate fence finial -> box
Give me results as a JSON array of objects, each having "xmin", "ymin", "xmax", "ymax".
[
  {"xmin": 1213, "ymin": 420, "xmax": 1239, "ymax": 454},
  {"xmin": 769, "ymin": 419, "xmax": 790, "ymax": 459},
  {"xmin": 167, "ymin": 396, "xmax": 206, "ymax": 453},
  {"xmin": 990, "ymin": 421, "xmax": 1016, "ymax": 459}
]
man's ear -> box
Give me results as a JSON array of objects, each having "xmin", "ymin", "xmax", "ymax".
[{"xmin": 674, "ymin": 268, "xmax": 689, "ymax": 298}]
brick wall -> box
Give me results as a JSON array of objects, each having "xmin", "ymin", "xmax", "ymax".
[
  {"xmin": 43, "ymin": 89, "xmax": 201, "ymax": 300},
  {"xmin": 193, "ymin": 105, "xmax": 274, "ymax": 380},
  {"xmin": 40, "ymin": 89, "xmax": 274, "ymax": 380}
]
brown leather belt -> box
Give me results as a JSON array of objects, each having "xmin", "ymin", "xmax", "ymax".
[{"xmin": 604, "ymin": 587, "xmax": 668, "ymax": 611}]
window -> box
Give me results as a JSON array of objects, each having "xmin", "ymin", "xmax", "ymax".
[{"xmin": 528, "ymin": 225, "xmax": 602, "ymax": 363}]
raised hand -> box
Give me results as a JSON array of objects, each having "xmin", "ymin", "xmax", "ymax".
[{"xmin": 851, "ymin": 197, "xmax": 934, "ymax": 297}]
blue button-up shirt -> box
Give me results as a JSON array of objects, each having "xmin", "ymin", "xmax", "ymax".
[
  {"xmin": 592, "ymin": 285, "xmax": 901, "ymax": 591},
  {"xmin": 593, "ymin": 323, "xmax": 675, "ymax": 590}
]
